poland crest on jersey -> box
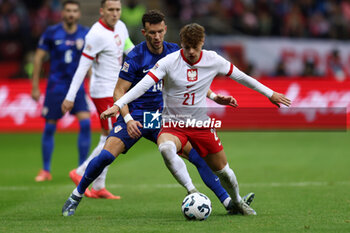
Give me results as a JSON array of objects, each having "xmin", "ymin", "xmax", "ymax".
[{"xmin": 187, "ymin": 69, "xmax": 198, "ymax": 81}]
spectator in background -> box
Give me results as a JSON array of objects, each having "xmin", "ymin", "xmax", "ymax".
[
  {"xmin": 283, "ymin": 3, "xmax": 305, "ymax": 37},
  {"xmin": 121, "ymin": 0, "xmax": 145, "ymax": 44},
  {"xmin": 0, "ymin": 0, "xmax": 29, "ymax": 61},
  {"xmin": 301, "ymin": 57, "xmax": 320, "ymax": 77},
  {"xmin": 326, "ymin": 49, "xmax": 348, "ymax": 82},
  {"xmin": 273, "ymin": 59, "xmax": 288, "ymax": 77}
]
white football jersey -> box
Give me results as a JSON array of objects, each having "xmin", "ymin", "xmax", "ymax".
[
  {"xmin": 148, "ymin": 49, "xmax": 234, "ymax": 121},
  {"xmin": 82, "ymin": 19, "xmax": 130, "ymax": 98},
  {"xmin": 115, "ymin": 49, "xmax": 273, "ymax": 122}
]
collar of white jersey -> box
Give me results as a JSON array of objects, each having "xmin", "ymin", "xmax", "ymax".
[
  {"xmin": 98, "ymin": 18, "xmax": 114, "ymax": 32},
  {"xmin": 180, "ymin": 49, "xmax": 203, "ymax": 66}
]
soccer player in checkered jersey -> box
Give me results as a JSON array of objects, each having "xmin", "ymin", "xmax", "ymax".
[
  {"xmin": 31, "ymin": 0, "xmax": 91, "ymax": 182},
  {"xmin": 102, "ymin": 23, "xmax": 291, "ymax": 215},
  {"xmin": 61, "ymin": 0, "xmax": 134, "ymax": 199}
]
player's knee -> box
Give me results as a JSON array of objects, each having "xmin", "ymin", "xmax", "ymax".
[{"xmin": 158, "ymin": 141, "xmax": 177, "ymax": 160}]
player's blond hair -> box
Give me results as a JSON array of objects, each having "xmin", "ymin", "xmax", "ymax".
[{"xmin": 180, "ymin": 23, "xmax": 205, "ymax": 47}]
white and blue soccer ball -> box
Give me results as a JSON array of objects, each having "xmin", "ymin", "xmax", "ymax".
[{"xmin": 181, "ymin": 192, "xmax": 212, "ymax": 220}]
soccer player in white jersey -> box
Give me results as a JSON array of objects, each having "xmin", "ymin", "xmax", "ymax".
[
  {"xmin": 102, "ymin": 23, "xmax": 291, "ymax": 215},
  {"xmin": 61, "ymin": 0, "xmax": 134, "ymax": 199}
]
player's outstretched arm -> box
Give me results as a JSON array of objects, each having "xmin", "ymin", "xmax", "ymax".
[
  {"xmin": 102, "ymin": 74, "xmax": 157, "ymax": 120},
  {"xmin": 62, "ymin": 56, "xmax": 93, "ymax": 114},
  {"xmin": 229, "ymin": 65, "xmax": 291, "ymax": 107},
  {"xmin": 269, "ymin": 92, "xmax": 291, "ymax": 108},
  {"xmin": 31, "ymin": 48, "xmax": 47, "ymax": 102}
]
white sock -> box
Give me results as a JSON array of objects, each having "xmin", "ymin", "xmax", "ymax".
[
  {"xmin": 76, "ymin": 135, "xmax": 107, "ymax": 176},
  {"xmin": 214, "ymin": 163, "xmax": 242, "ymax": 204},
  {"xmin": 73, "ymin": 188, "xmax": 83, "ymax": 197},
  {"xmin": 159, "ymin": 141, "xmax": 195, "ymax": 192},
  {"xmin": 92, "ymin": 166, "xmax": 108, "ymax": 190},
  {"xmin": 222, "ymin": 197, "xmax": 232, "ymax": 208}
]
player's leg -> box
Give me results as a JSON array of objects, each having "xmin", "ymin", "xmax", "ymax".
[
  {"xmin": 74, "ymin": 131, "xmax": 107, "ymax": 177},
  {"xmin": 70, "ymin": 97, "xmax": 115, "ymax": 198},
  {"xmin": 62, "ymin": 136, "xmax": 124, "ymax": 216},
  {"xmin": 157, "ymin": 133, "xmax": 197, "ymax": 194},
  {"xmin": 35, "ymin": 119, "xmax": 56, "ymax": 181},
  {"xmin": 75, "ymin": 111, "xmax": 91, "ymax": 165},
  {"xmin": 204, "ymin": 150, "xmax": 256, "ymax": 215},
  {"xmin": 35, "ymin": 92, "xmax": 62, "ymax": 182},
  {"xmin": 181, "ymin": 142, "xmax": 231, "ymax": 208}
]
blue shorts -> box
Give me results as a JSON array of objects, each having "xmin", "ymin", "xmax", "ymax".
[
  {"xmin": 108, "ymin": 115, "xmax": 160, "ymax": 153},
  {"xmin": 42, "ymin": 88, "xmax": 89, "ymax": 120}
]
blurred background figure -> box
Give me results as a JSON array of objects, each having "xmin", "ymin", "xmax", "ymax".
[
  {"xmin": 31, "ymin": 0, "xmax": 91, "ymax": 182},
  {"xmin": 121, "ymin": 0, "xmax": 146, "ymax": 44},
  {"xmin": 326, "ymin": 49, "xmax": 348, "ymax": 82}
]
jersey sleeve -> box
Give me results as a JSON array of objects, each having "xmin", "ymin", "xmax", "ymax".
[
  {"xmin": 215, "ymin": 53, "xmax": 234, "ymax": 76},
  {"xmin": 147, "ymin": 56, "xmax": 169, "ymax": 82},
  {"xmin": 81, "ymin": 31, "xmax": 105, "ymax": 59},
  {"xmin": 37, "ymin": 28, "xmax": 51, "ymax": 51},
  {"xmin": 119, "ymin": 56, "xmax": 137, "ymax": 83}
]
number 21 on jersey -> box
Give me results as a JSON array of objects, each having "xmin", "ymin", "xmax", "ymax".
[{"xmin": 183, "ymin": 92, "xmax": 195, "ymax": 105}]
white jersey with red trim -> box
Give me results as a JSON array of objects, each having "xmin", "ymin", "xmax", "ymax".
[
  {"xmin": 115, "ymin": 49, "xmax": 273, "ymax": 122},
  {"xmin": 82, "ymin": 19, "xmax": 130, "ymax": 98},
  {"xmin": 148, "ymin": 49, "xmax": 234, "ymax": 121}
]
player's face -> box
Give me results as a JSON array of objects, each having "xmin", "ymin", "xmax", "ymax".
[
  {"xmin": 142, "ymin": 21, "xmax": 167, "ymax": 54},
  {"xmin": 181, "ymin": 41, "xmax": 204, "ymax": 64},
  {"xmin": 62, "ymin": 3, "xmax": 80, "ymax": 26},
  {"xmin": 100, "ymin": 0, "xmax": 121, "ymax": 28}
]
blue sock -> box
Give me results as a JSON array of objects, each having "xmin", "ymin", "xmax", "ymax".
[
  {"xmin": 78, "ymin": 119, "xmax": 91, "ymax": 165},
  {"xmin": 41, "ymin": 122, "xmax": 56, "ymax": 172},
  {"xmin": 77, "ymin": 149, "xmax": 115, "ymax": 194},
  {"xmin": 188, "ymin": 148, "xmax": 229, "ymax": 203}
]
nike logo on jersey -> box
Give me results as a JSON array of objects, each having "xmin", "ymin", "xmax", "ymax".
[
  {"xmin": 143, "ymin": 69, "xmax": 150, "ymax": 73},
  {"xmin": 186, "ymin": 84, "xmax": 195, "ymax": 88}
]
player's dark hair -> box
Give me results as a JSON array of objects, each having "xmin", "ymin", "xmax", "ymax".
[
  {"xmin": 180, "ymin": 23, "xmax": 205, "ymax": 47},
  {"xmin": 142, "ymin": 10, "xmax": 165, "ymax": 28},
  {"xmin": 62, "ymin": 0, "xmax": 80, "ymax": 8},
  {"xmin": 101, "ymin": 0, "xmax": 120, "ymax": 8}
]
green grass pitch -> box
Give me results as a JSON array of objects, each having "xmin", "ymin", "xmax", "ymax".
[{"xmin": 0, "ymin": 131, "xmax": 349, "ymax": 233}]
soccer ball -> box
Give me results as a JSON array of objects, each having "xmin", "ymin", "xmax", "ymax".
[{"xmin": 181, "ymin": 192, "xmax": 212, "ymax": 220}]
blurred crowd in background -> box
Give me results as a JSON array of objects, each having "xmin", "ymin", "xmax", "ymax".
[
  {"xmin": 164, "ymin": 0, "xmax": 350, "ymax": 39},
  {"xmin": 0, "ymin": 0, "xmax": 349, "ymax": 80}
]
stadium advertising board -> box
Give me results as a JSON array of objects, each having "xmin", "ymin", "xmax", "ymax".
[{"xmin": 0, "ymin": 79, "xmax": 349, "ymax": 131}]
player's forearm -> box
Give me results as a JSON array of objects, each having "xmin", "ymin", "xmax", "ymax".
[
  {"xmin": 114, "ymin": 75, "xmax": 156, "ymax": 109},
  {"xmin": 230, "ymin": 66, "xmax": 273, "ymax": 98},
  {"xmin": 31, "ymin": 50, "xmax": 45, "ymax": 87},
  {"xmin": 65, "ymin": 56, "xmax": 92, "ymax": 101},
  {"xmin": 113, "ymin": 85, "xmax": 130, "ymax": 118}
]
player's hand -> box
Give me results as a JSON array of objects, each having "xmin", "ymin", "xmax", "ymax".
[
  {"xmin": 101, "ymin": 105, "xmax": 119, "ymax": 120},
  {"xmin": 126, "ymin": 120, "xmax": 143, "ymax": 139},
  {"xmin": 31, "ymin": 87, "xmax": 41, "ymax": 102},
  {"xmin": 61, "ymin": 99, "xmax": 74, "ymax": 114},
  {"xmin": 269, "ymin": 92, "xmax": 291, "ymax": 108},
  {"xmin": 214, "ymin": 94, "xmax": 238, "ymax": 107}
]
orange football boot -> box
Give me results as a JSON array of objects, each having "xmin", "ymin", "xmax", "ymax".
[
  {"xmin": 69, "ymin": 169, "xmax": 93, "ymax": 197},
  {"xmin": 35, "ymin": 169, "xmax": 52, "ymax": 182},
  {"xmin": 90, "ymin": 188, "xmax": 121, "ymax": 199}
]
